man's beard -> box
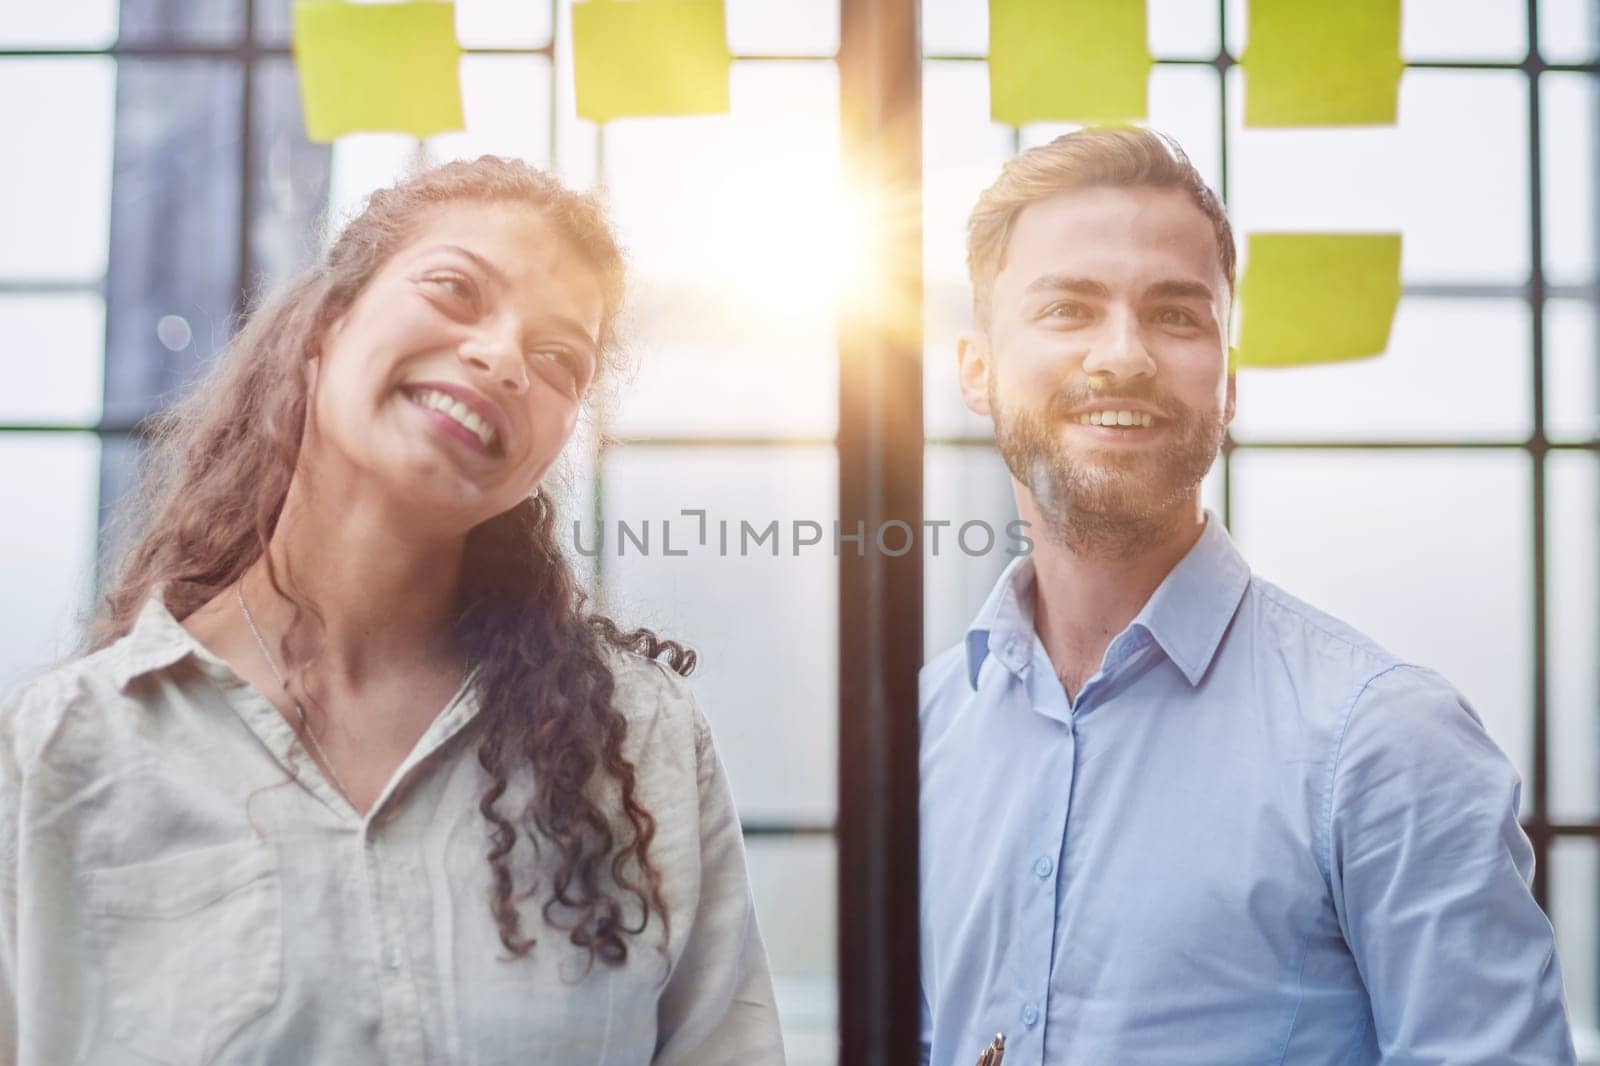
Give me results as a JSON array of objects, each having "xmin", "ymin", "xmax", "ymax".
[{"xmin": 991, "ymin": 378, "xmax": 1225, "ymax": 559}]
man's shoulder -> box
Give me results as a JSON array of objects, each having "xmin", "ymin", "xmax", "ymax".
[
  {"xmin": 1238, "ymin": 573, "xmax": 1408, "ymax": 678},
  {"xmin": 918, "ymin": 642, "xmax": 970, "ymax": 706}
]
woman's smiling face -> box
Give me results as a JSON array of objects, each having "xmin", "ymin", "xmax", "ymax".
[{"xmin": 304, "ymin": 201, "xmax": 607, "ymax": 531}]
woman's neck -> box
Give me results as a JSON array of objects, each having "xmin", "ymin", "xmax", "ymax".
[{"xmin": 247, "ymin": 475, "xmax": 468, "ymax": 689}]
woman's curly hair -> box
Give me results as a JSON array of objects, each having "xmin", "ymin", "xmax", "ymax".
[{"xmin": 86, "ymin": 156, "xmax": 691, "ymax": 969}]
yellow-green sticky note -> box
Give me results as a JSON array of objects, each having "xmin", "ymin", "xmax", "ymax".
[
  {"xmin": 1235, "ymin": 233, "xmax": 1401, "ymax": 368},
  {"xmin": 988, "ymin": 0, "xmax": 1151, "ymax": 127},
  {"xmin": 292, "ymin": 1, "xmax": 464, "ymax": 142},
  {"xmin": 571, "ymin": 0, "xmax": 731, "ymax": 124},
  {"xmin": 1242, "ymin": 0, "xmax": 1403, "ymax": 127}
]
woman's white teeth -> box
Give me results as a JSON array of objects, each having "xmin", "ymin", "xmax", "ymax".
[
  {"xmin": 411, "ymin": 389, "xmax": 497, "ymax": 450},
  {"xmin": 1077, "ymin": 410, "xmax": 1154, "ymax": 428}
]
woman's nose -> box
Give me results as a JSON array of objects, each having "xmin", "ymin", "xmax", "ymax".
[{"xmin": 457, "ymin": 327, "xmax": 529, "ymax": 393}]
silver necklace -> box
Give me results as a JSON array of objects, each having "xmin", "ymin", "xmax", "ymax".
[{"xmin": 236, "ymin": 582, "xmax": 356, "ymax": 807}]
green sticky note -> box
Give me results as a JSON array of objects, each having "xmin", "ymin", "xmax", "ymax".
[
  {"xmin": 1235, "ymin": 233, "xmax": 1402, "ymax": 369},
  {"xmin": 292, "ymin": 2, "xmax": 464, "ymax": 143},
  {"xmin": 987, "ymin": 0, "xmax": 1151, "ymax": 127},
  {"xmin": 1242, "ymin": 0, "xmax": 1403, "ymax": 127},
  {"xmin": 571, "ymin": 0, "xmax": 731, "ymax": 124}
]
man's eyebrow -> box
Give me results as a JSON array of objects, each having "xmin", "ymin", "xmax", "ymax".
[
  {"xmin": 420, "ymin": 244, "xmax": 510, "ymax": 287},
  {"xmin": 1024, "ymin": 275, "xmax": 1111, "ymax": 298},
  {"xmin": 1144, "ymin": 279, "xmax": 1216, "ymax": 303}
]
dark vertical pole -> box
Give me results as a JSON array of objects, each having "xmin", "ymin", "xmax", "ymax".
[
  {"xmin": 1216, "ymin": 0, "xmax": 1234, "ymax": 529},
  {"xmin": 836, "ymin": 0, "xmax": 923, "ymax": 1062},
  {"xmin": 1526, "ymin": 0, "xmax": 1551, "ymax": 908}
]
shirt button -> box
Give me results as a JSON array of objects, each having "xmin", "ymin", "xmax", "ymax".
[
  {"xmin": 1022, "ymin": 1003, "xmax": 1040, "ymax": 1027},
  {"xmin": 1034, "ymin": 855, "xmax": 1054, "ymax": 879}
]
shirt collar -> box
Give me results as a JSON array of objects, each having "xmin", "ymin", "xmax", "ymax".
[
  {"xmin": 110, "ymin": 581, "xmax": 207, "ymax": 691},
  {"xmin": 963, "ymin": 511, "xmax": 1251, "ymax": 691}
]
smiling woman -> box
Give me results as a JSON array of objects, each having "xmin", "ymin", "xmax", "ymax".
[{"xmin": 0, "ymin": 157, "xmax": 785, "ymax": 1064}]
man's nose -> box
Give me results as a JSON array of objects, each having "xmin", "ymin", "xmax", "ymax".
[{"xmin": 1080, "ymin": 310, "xmax": 1156, "ymax": 382}]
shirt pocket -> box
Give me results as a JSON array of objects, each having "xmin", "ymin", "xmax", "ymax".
[{"xmin": 80, "ymin": 840, "xmax": 282, "ymax": 1065}]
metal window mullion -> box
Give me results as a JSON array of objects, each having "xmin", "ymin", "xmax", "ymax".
[{"xmin": 1526, "ymin": 0, "xmax": 1552, "ymax": 909}]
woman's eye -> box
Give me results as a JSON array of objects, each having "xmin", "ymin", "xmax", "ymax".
[
  {"xmin": 533, "ymin": 350, "xmax": 584, "ymax": 391},
  {"xmin": 427, "ymin": 274, "xmax": 477, "ymax": 308}
]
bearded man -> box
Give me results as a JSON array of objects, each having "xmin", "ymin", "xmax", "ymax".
[{"xmin": 917, "ymin": 127, "xmax": 1575, "ymax": 1066}]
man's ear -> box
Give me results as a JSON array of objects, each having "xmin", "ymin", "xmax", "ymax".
[
  {"xmin": 957, "ymin": 332, "xmax": 994, "ymax": 417},
  {"xmin": 1223, "ymin": 370, "xmax": 1237, "ymax": 426}
]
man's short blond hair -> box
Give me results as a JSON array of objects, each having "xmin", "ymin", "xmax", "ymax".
[{"xmin": 966, "ymin": 127, "xmax": 1236, "ymax": 331}]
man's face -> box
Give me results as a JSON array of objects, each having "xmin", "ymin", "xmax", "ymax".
[{"xmin": 959, "ymin": 184, "xmax": 1234, "ymax": 547}]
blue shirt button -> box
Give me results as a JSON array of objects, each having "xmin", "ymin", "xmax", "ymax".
[
  {"xmin": 1034, "ymin": 855, "xmax": 1054, "ymax": 879},
  {"xmin": 1022, "ymin": 1003, "xmax": 1040, "ymax": 1027}
]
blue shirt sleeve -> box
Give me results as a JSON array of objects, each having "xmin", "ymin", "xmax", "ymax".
[{"xmin": 1327, "ymin": 665, "xmax": 1575, "ymax": 1065}]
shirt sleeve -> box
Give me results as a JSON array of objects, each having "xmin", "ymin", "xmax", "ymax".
[
  {"xmin": 1327, "ymin": 664, "xmax": 1575, "ymax": 1065},
  {"xmin": 653, "ymin": 704, "xmax": 787, "ymax": 1066}
]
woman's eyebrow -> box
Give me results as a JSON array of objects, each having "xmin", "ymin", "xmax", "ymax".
[{"xmin": 419, "ymin": 244, "xmax": 510, "ymax": 287}]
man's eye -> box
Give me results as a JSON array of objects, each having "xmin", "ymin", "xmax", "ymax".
[
  {"xmin": 1154, "ymin": 307, "xmax": 1197, "ymax": 327},
  {"xmin": 1045, "ymin": 302, "xmax": 1088, "ymax": 320}
]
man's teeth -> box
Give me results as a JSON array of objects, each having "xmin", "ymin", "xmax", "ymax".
[
  {"xmin": 409, "ymin": 389, "xmax": 497, "ymax": 450},
  {"xmin": 1076, "ymin": 410, "xmax": 1155, "ymax": 428}
]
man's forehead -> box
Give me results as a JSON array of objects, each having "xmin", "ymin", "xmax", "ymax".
[{"xmin": 998, "ymin": 185, "xmax": 1225, "ymax": 293}]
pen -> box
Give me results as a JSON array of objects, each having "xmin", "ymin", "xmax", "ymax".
[{"xmin": 976, "ymin": 1032, "xmax": 1005, "ymax": 1066}]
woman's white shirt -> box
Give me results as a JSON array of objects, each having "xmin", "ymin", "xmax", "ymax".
[{"xmin": 0, "ymin": 587, "xmax": 786, "ymax": 1065}]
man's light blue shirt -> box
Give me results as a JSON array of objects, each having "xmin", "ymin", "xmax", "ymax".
[{"xmin": 918, "ymin": 513, "xmax": 1574, "ymax": 1065}]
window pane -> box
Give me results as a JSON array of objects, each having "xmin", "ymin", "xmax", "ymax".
[
  {"xmin": 1549, "ymin": 453, "xmax": 1600, "ymax": 821},
  {"xmin": 1231, "ymin": 297, "xmax": 1532, "ymax": 443},
  {"xmin": 426, "ymin": 55, "xmax": 554, "ymax": 168},
  {"xmin": 1226, "ymin": 0, "xmax": 1528, "ymax": 60},
  {"xmin": 327, "ymin": 135, "xmax": 422, "ymax": 240},
  {"xmin": 1229, "ymin": 69, "xmax": 1529, "ymax": 285},
  {"xmin": 924, "ymin": 444, "xmax": 1021, "ymax": 660},
  {"xmin": 1401, "ymin": 0, "xmax": 1527, "ymax": 60},
  {"xmin": 1229, "ymin": 450, "xmax": 1533, "ymax": 813},
  {"xmin": 1550, "ymin": 839, "xmax": 1600, "ymax": 1059},
  {"xmin": 1547, "ymin": 299, "xmax": 1599, "ymax": 444},
  {"xmin": 601, "ymin": 445, "xmax": 837, "ymax": 824},
  {"xmin": 1541, "ymin": 0, "xmax": 1600, "ymax": 63},
  {"xmin": 923, "ymin": 60, "xmax": 1013, "ymax": 441},
  {"xmin": 103, "ymin": 59, "xmax": 243, "ymax": 427},
  {"xmin": 116, "ymin": 0, "xmax": 244, "ymax": 46},
  {"xmin": 0, "ymin": 59, "xmax": 116, "ymax": 282},
  {"xmin": 456, "ymin": 0, "xmax": 554, "ymax": 49},
  {"xmin": 250, "ymin": 58, "xmax": 333, "ymax": 291},
  {"xmin": 0, "ymin": 0, "xmax": 117, "ymax": 47},
  {"xmin": 1543, "ymin": 74, "xmax": 1597, "ymax": 289},
  {"xmin": 923, "ymin": 0, "xmax": 985, "ymax": 57},
  {"xmin": 0, "ymin": 434, "xmax": 100, "ymax": 694},
  {"xmin": 727, "ymin": 0, "xmax": 839, "ymax": 57},
  {"xmin": 1149, "ymin": 0, "xmax": 1220, "ymax": 60},
  {"xmin": 552, "ymin": 0, "xmax": 600, "ymax": 191},
  {"xmin": 0, "ymin": 295, "xmax": 105, "ymax": 425},
  {"xmin": 602, "ymin": 62, "xmax": 838, "ymax": 439},
  {"xmin": 746, "ymin": 835, "xmax": 837, "ymax": 1066}
]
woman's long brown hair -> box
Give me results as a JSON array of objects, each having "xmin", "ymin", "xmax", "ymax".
[{"xmin": 86, "ymin": 156, "xmax": 691, "ymax": 969}]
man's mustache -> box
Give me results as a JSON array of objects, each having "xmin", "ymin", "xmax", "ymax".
[{"xmin": 1044, "ymin": 383, "xmax": 1180, "ymax": 422}]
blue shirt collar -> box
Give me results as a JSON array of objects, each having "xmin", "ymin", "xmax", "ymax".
[{"xmin": 963, "ymin": 511, "xmax": 1251, "ymax": 690}]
